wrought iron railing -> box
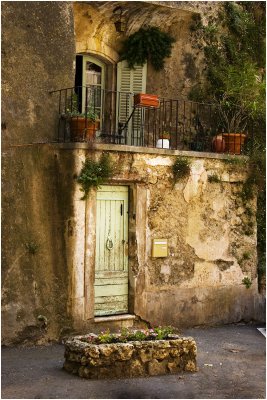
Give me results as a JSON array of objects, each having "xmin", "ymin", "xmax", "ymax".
[{"xmin": 50, "ymin": 85, "xmax": 253, "ymax": 154}]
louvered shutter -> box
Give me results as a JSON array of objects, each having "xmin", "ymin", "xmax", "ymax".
[{"xmin": 117, "ymin": 61, "xmax": 147, "ymax": 145}]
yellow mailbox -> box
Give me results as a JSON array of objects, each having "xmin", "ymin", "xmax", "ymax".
[{"xmin": 151, "ymin": 239, "xmax": 168, "ymax": 257}]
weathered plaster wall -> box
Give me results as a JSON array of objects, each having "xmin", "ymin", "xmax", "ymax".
[
  {"xmin": 2, "ymin": 1, "xmax": 75, "ymax": 145},
  {"xmin": 2, "ymin": 2, "xmax": 76, "ymax": 345},
  {"xmin": 73, "ymin": 1, "xmax": 221, "ymax": 98},
  {"xmin": 2, "ymin": 2, "xmax": 265, "ymax": 345},
  {"xmin": 55, "ymin": 144, "xmax": 264, "ymax": 332}
]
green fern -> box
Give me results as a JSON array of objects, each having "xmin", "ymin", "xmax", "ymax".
[
  {"xmin": 120, "ymin": 27, "xmax": 175, "ymax": 71},
  {"xmin": 77, "ymin": 154, "xmax": 114, "ymax": 200}
]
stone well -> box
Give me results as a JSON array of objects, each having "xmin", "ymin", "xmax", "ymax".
[{"xmin": 63, "ymin": 334, "xmax": 197, "ymax": 379}]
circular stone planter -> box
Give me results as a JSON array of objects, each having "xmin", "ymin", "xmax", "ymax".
[{"xmin": 63, "ymin": 334, "xmax": 197, "ymax": 379}]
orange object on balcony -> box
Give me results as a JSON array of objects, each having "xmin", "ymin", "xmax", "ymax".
[
  {"xmin": 70, "ymin": 117, "xmax": 100, "ymax": 141},
  {"xmin": 134, "ymin": 93, "xmax": 160, "ymax": 108},
  {"xmin": 222, "ymin": 133, "xmax": 247, "ymax": 155}
]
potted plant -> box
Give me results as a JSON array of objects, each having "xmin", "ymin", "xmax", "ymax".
[
  {"xmin": 213, "ymin": 62, "xmax": 264, "ymax": 154},
  {"xmin": 63, "ymin": 326, "xmax": 197, "ymax": 379},
  {"xmin": 63, "ymin": 92, "xmax": 100, "ymax": 141},
  {"xmin": 69, "ymin": 108, "xmax": 100, "ymax": 142}
]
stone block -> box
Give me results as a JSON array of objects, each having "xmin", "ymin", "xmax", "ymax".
[
  {"xmin": 169, "ymin": 348, "xmax": 180, "ymax": 357},
  {"xmin": 139, "ymin": 348, "xmax": 153, "ymax": 362},
  {"xmin": 129, "ymin": 359, "xmax": 145, "ymax": 377},
  {"xmin": 148, "ymin": 359, "xmax": 167, "ymax": 376},
  {"xmin": 167, "ymin": 360, "xmax": 181, "ymax": 373},
  {"xmin": 185, "ymin": 360, "xmax": 197, "ymax": 372},
  {"xmin": 153, "ymin": 348, "xmax": 170, "ymax": 360},
  {"xmin": 85, "ymin": 345, "xmax": 100, "ymax": 358},
  {"xmin": 115, "ymin": 343, "xmax": 134, "ymax": 360},
  {"xmin": 99, "ymin": 344, "xmax": 114, "ymax": 357}
]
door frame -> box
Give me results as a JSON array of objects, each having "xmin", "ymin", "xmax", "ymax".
[
  {"xmin": 83, "ymin": 184, "xmax": 131, "ymax": 320},
  {"xmin": 70, "ymin": 177, "xmax": 147, "ymax": 326},
  {"xmin": 94, "ymin": 185, "xmax": 129, "ymax": 316}
]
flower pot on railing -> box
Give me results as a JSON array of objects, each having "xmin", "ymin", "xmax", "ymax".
[
  {"xmin": 134, "ymin": 93, "xmax": 160, "ymax": 108},
  {"xmin": 222, "ymin": 133, "xmax": 247, "ymax": 155},
  {"xmin": 212, "ymin": 134, "xmax": 226, "ymax": 153},
  {"xmin": 70, "ymin": 117, "xmax": 100, "ymax": 142}
]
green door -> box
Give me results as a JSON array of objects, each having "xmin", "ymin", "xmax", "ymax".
[{"xmin": 94, "ymin": 185, "xmax": 129, "ymax": 316}]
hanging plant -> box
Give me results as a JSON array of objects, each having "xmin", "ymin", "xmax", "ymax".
[
  {"xmin": 120, "ymin": 26, "xmax": 175, "ymax": 71},
  {"xmin": 77, "ymin": 153, "xmax": 114, "ymax": 200}
]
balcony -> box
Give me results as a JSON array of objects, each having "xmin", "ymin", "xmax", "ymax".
[{"xmin": 51, "ymin": 85, "xmax": 253, "ymax": 155}]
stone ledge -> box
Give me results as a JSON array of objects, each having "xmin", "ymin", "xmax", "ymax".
[
  {"xmin": 94, "ymin": 314, "xmax": 136, "ymax": 323},
  {"xmin": 53, "ymin": 142, "xmax": 248, "ymax": 161}
]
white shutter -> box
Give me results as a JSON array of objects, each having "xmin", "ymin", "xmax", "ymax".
[{"xmin": 117, "ymin": 61, "xmax": 147, "ymax": 145}]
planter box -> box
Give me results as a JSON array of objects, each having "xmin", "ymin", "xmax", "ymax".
[
  {"xmin": 222, "ymin": 133, "xmax": 247, "ymax": 155},
  {"xmin": 70, "ymin": 117, "xmax": 100, "ymax": 141},
  {"xmin": 63, "ymin": 334, "xmax": 197, "ymax": 379},
  {"xmin": 134, "ymin": 93, "xmax": 160, "ymax": 108}
]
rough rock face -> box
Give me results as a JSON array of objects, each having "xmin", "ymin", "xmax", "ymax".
[
  {"xmin": 57, "ymin": 144, "xmax": 263, "ymax": 332},
  {"xmin": 1, "ymin": 2, "xmax": 76, "ymax": 345},
  {"xmin": 64, "ymin": 334, "xmax": 197, "ymax": 378},
  {"xmin": 73, "ymin": 1, "xmax": 222, "ymax": 99}
]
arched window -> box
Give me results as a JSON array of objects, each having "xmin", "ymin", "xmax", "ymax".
[
  {"xmin": 75, "ymin": 54, "xmax": 106, "ymax": 125},
  {"xmin": 82, "ymin": 56, "xmax": 105, "ymax": 119}
]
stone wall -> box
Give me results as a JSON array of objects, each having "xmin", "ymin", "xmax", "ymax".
[
  {"xmin": 64, "ymin": 334, "xmax": 197, "ymax": 378},
  {"xmin": 54, "ymin": 143, "xmax": 264, "ymax": 331},
  {"xmin": 1, "ymin": 2, "xmax": 76, "ymax": 345},
  {"xmin": 73, "ymin": 1, "xmax": 221, "ymax": 99}
]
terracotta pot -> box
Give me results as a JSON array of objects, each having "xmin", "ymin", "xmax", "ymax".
[
  {"xmin": 212, "ymin": 134, "xmax": 226, "ymax": 153},
  {"xmin": 134, "ymin": 93, "xmax": 160, "ymax": 108},
  {"xmin": 70, "ymin": 117, "xmax": 100, "ymax": 141},
  {"xmin": 222, "ymin": 133, "xmax": 247, "ymax": 155}
]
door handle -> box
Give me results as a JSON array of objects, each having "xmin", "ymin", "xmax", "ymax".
[{"xmin": 106, "ymin": 238, "xmax": 113, "ymax": 250}]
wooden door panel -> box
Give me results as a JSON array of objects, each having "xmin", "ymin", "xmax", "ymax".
[
  {"xmin": 94, "ymin": 185, "xmax": 128, "ymax": 316},
  {"xmin": 94, "ymin": 295, "xmax": 128, "ymax": 316}
]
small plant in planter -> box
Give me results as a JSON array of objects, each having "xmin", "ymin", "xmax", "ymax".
[
  {"xmin": 63, "ymin": 326, "xmax": 197, "ymax": 378},
  {"xmin": 214, "ymin": 62, "xmax": 265, "ymax": 154},
  {"xmin": 69, "ymin": 108, "xmax": 99, "ymax": 142},
  {"xmin": 80, "ymin": 326, "xmax": 176, "ymax": 344},
  {"xmin": 63, "ymin": 93, "xmax": 100, "ymax": 141}
]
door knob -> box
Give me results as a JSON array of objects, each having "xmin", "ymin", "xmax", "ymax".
[{"xmin": 106, "ymin": 238, "xmax": 113, "ymax": 250}]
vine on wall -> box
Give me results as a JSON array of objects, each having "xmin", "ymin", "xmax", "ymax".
[
  {"xmin": 189, "ymin": 2, "xmax": 266, "ymax": 285},
  {"xmin": 77, "ymin": 154, "xmax": 114, "ymax": 200},
  {"xmin": 120, "ymin": 26, "xmax": 175, "ymax": 70}
]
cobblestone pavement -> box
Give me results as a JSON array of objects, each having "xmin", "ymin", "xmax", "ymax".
[{"xmin": 1, "ymin": 324, "xmax": 266, "ymax": 399}]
